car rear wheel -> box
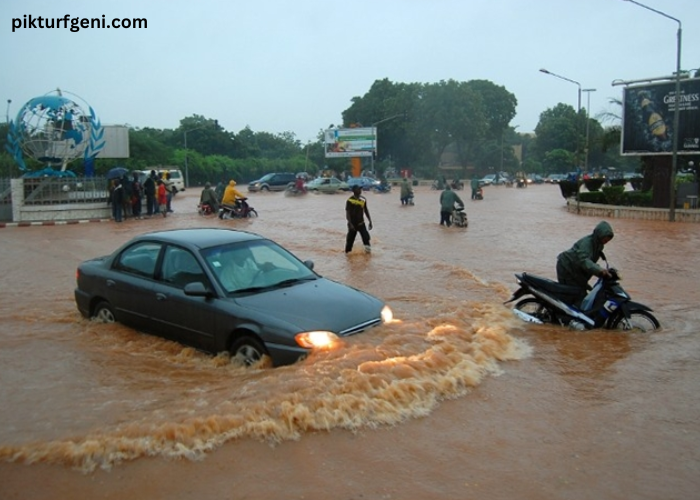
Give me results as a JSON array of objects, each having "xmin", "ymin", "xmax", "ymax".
[
  {"xmin": 93, "ymin": 301, "xmax": 116, "ymax": 323},
  {"xmin": 230, "ymin": 335, "xmax": 267, "ymax": 366}
]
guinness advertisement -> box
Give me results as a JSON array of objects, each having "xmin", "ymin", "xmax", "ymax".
[{"xmin": 621, "ymin": 78, "xmax": 700, "ymax": 155}]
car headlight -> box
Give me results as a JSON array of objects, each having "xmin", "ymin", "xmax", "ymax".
[
  {"xmin": 381, "ymin": 305, "xmax": 393, "ymax": 323},
  {"xmin": 295, "ymin": 331, "xmax": 339, "ymax": 349}
]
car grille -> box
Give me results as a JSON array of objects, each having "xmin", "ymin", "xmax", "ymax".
[{"xmin": 338, "ymin": 318, "xmax": 382, "ymax": 337}]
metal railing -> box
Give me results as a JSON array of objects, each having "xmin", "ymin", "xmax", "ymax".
[{"xmin": 21, "ymin": 176, "xmax": 110, "ymax": 205}]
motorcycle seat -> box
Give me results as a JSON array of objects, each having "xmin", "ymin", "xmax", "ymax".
[{"xmin": 520, "ymin": 273, "xmax": 582, "ymax": 299}]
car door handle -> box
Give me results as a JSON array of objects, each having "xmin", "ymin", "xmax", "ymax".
[
  {"xmin": 106, "ymin": 279, "xmax": 116, "ymax": 287},
  {"xmin": 155, "ymin": 293, "xmax": 168, "ymax": 301}
]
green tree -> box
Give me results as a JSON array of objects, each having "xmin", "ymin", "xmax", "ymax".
[
  {"xmin": 543, "ymin": 148, "xmax": 576, "ymax": 173},
  {"xmin": 534, "ymin": 104, "xmax": 580, "ymax": 161}
]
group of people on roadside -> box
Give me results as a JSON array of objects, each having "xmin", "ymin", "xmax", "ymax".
[{"xmin": 108, "ymin": 170, "xmax": 176, "ymax": 223}]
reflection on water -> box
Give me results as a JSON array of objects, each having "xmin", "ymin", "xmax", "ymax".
[{"xmin": 0, "ymin": 185, "xmax": 699, "ymax": 483}]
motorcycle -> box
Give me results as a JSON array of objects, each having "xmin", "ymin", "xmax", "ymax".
[
  {"xmin": 284, "ymin": 182, "xmax": 307, "ymax": 197},
  {"xmin": 452, "ymin": 205, "xmax": 468, "ymax": 227},
  {"xmin": 373, "ymin": 183, "xmax": 391, "ymax": 194},
  {"xmin": 198, "ymin": 202, "xmax": 216, "ymax": 216},
  {"xmin": 401, "ymin": 194, "xmax": 415, "ymax": 206},
  {"xmin": 451, "ymin": 180, "xmax": 464, "ymax": 190},
  {"xmin": 219, "ymin": 198, "xmax": 258, "ymax": 219},
  {"xmin": 504, "ymin": 261, "xmax": 660, "ymax": 332},
  {"xmin": 473, "ymin": 187, "xmax": 484, "ymax": 200}
]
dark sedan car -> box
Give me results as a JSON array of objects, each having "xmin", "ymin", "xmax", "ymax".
[
  {"xmin": 346, "ymin": 176, "xmax": 380, "ymax": 191},
  {"xmin": 75, "ymin": 228, "xmax": 392, "ymax": 367}
]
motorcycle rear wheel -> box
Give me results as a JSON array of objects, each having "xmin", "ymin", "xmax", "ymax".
[
  {"xmin": 515, "ymin": 298, "xmax": 553, "ymax": 323},
  {"xmin": 609, "ymin": 310, "xmax": 660, "ymax": 332}
]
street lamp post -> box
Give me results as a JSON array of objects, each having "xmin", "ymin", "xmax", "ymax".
[
  {"xmin": 183, "ymin": 126, "xmax": 205, "ymax": 188},
  {"xmin": 5, "ymin": 99, "xmax": 11, "ymax": 123},
  {"xmin": 540, "ymin": 68, "xmax": 584, "ymax": 171},
  {"xmin": 621, "ymin": 0, "xmax": 682, "ymax": 222},
  {"xmin": 539, "ymin": 68, "xmax": 581, "ymax": 113},
  {"xmin": 370, "ymin": 112, "xmax": 405, "ymax": 173},
  {"xmin": 582, "ymin": 89, "xmax": 596, "ymax": 172}
]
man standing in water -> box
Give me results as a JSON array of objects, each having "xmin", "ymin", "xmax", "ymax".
[{"xmin": 345, "ymin": 185, "xmax": 373, "ymax": 253}]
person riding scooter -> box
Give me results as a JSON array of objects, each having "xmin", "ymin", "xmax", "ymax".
[{"xmin": 219, "ymin": 180, "xmax": 246, "ymax": 219}]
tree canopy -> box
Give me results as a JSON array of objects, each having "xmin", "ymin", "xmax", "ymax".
[{"xmin": 0, "ymin": 76, "xmax": 631, "ymax": 183}]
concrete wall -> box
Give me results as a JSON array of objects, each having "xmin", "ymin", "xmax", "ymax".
[{"xmin": 566, "ymin": 198, "xmax": 700, "ymax": 223}]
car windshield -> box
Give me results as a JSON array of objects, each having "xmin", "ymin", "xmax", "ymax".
[{"xmin": 201, "ymin": 239, "xmax": 317, "ymax": 294}]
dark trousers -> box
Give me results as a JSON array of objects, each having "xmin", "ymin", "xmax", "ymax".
[
  {"xmin": 440, "ymin": 211, "xmax": 452, "ymax": 226},
  {"xmin": 146, "ymin": 193, "xmax": 155, "ymax": 215},
  {"xmin": 112, "ymin": 203, "xmax": 123, "ymax": 222},
  {"xmin": 132, "ymin": 196, "xmax": 142, "ymax": 217},
  {"xmin": 345, "ymin": 223, "xmax": 370, "ymax": 252}
]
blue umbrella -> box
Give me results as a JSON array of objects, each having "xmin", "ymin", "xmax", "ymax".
[{"xmin": 106, "ymin": 167, "xmax": 128, "ymax": 180}]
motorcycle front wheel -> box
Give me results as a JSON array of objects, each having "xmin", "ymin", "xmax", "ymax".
[
  {"xmin": 609, "ymin": 309, "xmax": 660, "ymax": 332},
  {"xmin": 515, "ymin": 298, "xmax": 553, "ymax": 323}
]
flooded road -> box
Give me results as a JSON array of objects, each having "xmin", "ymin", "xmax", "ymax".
[{"xmin": 1, "ymin": 183, "xmax": 698, "ymax": 499}]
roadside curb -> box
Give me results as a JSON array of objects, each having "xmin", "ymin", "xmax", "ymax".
[{"xmin": 0, "ymin": 219, "xmax": 111, "ymax": 228}]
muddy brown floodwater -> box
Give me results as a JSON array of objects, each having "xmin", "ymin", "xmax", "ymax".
[{"xmin": 0, "ymin": 184, "xmax": 698, "ymax": 500}]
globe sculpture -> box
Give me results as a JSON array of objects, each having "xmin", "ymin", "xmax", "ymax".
[{"xmin": 5, "ymin": 88, "xmax": 104, "ymax": 175}]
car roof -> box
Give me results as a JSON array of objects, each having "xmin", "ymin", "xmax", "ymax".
[{"xmin": 133, "ymin": 228, "xmax": 264, "ymax": 249}]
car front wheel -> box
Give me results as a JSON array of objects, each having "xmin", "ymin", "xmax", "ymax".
[
  {"xmin": 93, "ymin": 301, "xmax": 116, "ymax": 323},
  {"xmin": 230, "ymin": 335, "xmax": 267, "ymax": 366}
]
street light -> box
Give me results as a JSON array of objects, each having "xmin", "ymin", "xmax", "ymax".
[
  {"xmin": 582, "ymin": 89, "xmax": 596, "ymax": 171},
  {"xmin": 5, "ymin": 99, "xmax": 10, "ymax": 123},
  {"xmin": 621, "ymin": 0, "xmax": 682, "ymax": 222},
  {"xmin": 539, "ymin": 68, "xmax": 581, "ymax": 113},
  {"xmin": 370, "ymin": 112, "xmax": 405, "ymax": 173},
  {"xmin": 183, "ymin": 126, "xmax": 205, "ymax": 188},
  {"xmin": 540, "ymin": 68, "xmax": 585, "ymax": 171}
]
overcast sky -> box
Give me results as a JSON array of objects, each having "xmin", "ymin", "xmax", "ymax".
[{"xmin": 2, "ymin": 0, "xmax": 699, "ymax": 144}]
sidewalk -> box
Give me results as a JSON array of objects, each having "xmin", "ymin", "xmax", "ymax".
[{"xmin": 0, "ymin": 218, "xmax": 110, "ymax": 228}]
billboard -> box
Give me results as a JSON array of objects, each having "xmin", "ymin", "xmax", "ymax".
[
  {"xmin": 324, "ymin": 127, "xmax": 376, "ymax": 158},
  {"xmin": 621, "ymin": 78, "xmax": 700, "ymax": 155},
  {"xmin": 95, "ymin": 125, "xmax": 130, "ymax": 158}
]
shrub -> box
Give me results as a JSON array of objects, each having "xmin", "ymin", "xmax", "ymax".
[
  {"xmin": 583, "ymin": 178, "xmax": 605, "ymax": 192},
  {"xmin": 602, "ymin": 186, "xmax": 625, "ymax": 205},
  {"xmin": 623, "ymin": 190, "xmax": 653, "ymax": 207},
  {"xmin": 609, "ymin": 178, "xmax": 627, "ymax": 187},
  {"xmin": 579, "ymin": 191, "xmax": 606, "ymax": 204}
]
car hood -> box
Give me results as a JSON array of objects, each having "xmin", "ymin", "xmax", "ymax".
[{"xmin": 233, "ymin": 278, "xmax": 383, "ymax": 334}]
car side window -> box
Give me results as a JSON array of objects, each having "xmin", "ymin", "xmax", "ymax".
[
  {"xmin": 114, "ymin": 242, "xmax": 161, "ymax": 278},
  {"xmin": 160, "ymin": 246, "xmax": 208, "ymax": 289}
]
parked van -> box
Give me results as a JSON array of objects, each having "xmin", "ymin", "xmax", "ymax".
[
  {"xmin": 155, "ymin": 168, "xmax": 185, "ymax": 192},
  {"xmin": 247, "ymin": 172, "xmax": 296, "ymax": 192}
]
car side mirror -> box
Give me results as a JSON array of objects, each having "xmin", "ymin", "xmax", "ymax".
[
  {"xmin": 303, "ymin": 260, "xmax": 314, "ymax": 271},
  {"xmin": 184, "ymin": 282, "xmax": 211, "ymax": 297}
]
